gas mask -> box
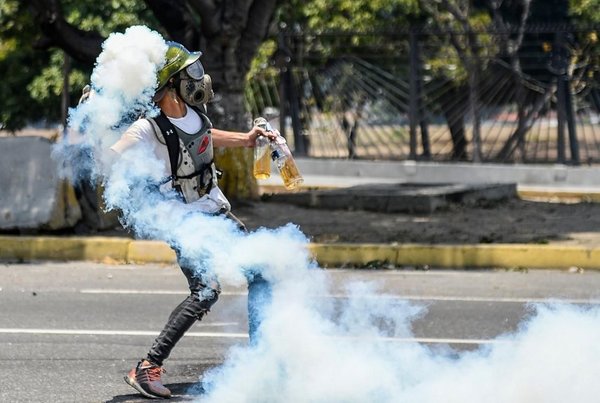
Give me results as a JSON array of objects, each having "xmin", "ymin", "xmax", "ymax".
[{"xmin": 177, "ymin": 59, "xmax": 214, "ymax": 107}]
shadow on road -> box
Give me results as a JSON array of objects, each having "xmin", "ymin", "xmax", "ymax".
[{"xmin": 105, "ymin": 382, "xmax": 205, "ymax": 402}]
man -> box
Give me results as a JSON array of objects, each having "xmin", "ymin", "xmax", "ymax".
[{"xmin": 110, "ymin": 41, "xmax": 275, "ymax": 399}]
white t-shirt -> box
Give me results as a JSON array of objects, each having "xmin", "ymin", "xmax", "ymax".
[
  {"xmin": 167, "ymin": 104, "xmax": 202, "ymax": 134},
  {"xmin": 110, "ymin": 106, "xmax": 231, "ymax": 214}
]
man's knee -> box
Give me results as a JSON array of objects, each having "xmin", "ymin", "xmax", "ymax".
[
  {"xmin": 200, "ymin": 287, "xmax": 219, "ymax": 307},
  {"xmin": 177, "ymin": 287, "xmax": 218, "ymax": 321}
]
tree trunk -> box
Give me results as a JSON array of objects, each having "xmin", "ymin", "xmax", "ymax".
[
  {"xmin": 468, "ymin": 65, "xmax": 482, "ymax": 162},
  {"xmin": 495, "ymin": 85, "xmax": 555, "ymax": 161},
  {"xmin": 441, "ymin": 87, "xmax": 468, "ymax": 160},
  {"xmin": 27, "ymin": 0, "xmax": 278, "ymax": 201},
  {"xmin": 210, "ymin": 91, "xmax": 259, "ymax": 201}
]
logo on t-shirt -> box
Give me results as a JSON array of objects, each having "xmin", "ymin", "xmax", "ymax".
[{"xmin": 198, "ymin": 136, "xmax": 210, "ymax": 155}]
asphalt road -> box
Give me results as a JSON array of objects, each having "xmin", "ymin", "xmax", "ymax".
[{"xmin": 1, "ymin": 262, "xmax": 599, "ymax": 402}]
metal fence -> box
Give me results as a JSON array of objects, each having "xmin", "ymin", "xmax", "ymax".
[{"xmin": 245, "ymin": 25, "xmax": 600, "ymax": 164}]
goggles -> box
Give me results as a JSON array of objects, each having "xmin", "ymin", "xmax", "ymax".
[{"xmin": 185, "ymin": 60, "xmax": 205, "ymax": 80}]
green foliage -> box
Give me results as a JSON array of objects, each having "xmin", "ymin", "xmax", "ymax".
[
  {"xmin": 419, "ymin": 5, "xmax": 494, "ymax": 83},
  {"xmin": 0, "ymin": 0, "xmax": 156, "ymax": 131},
  {"xmin": 3, "ymin": 0, "xmax": 597, "ymax": 132},
  {"xmin": 247, "ymin": 39, "xmax": 278, "ymax": 80},
  {"xmin": 570, "ymin": 0, "xmax": 600, "ymax": 24},
  {"xmin": 27, "ymin": 52, "xmax": 88, "ymax": 100},
  {"xmin": 0, "ymin": 0, "xmax": 52, "ymax": 130},
  {"xmin": 569, "ymin": 1, "xmax": 600, "ymax": 88},
  {"xmin": 246, "ymin": 1, "xmax": 424, "ymax": 117},
  {"xmin": 290, "ymin": 0, "xmax": 420, "ymax": 32},
  {"xmin": 245, "ymin": 39, "xmax": 279, "ymax": 115},
  {"xmin": 62, "ymin": 0, "xmax": 156, "ymax": 36}
]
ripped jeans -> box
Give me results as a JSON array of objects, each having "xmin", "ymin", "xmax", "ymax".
[{"xmin": 146, "ymin": 211, "xmax": 271, "ymax": 366}]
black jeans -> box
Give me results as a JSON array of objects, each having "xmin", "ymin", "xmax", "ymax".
[{"xmin": 146, "ymin": 211, "xmax": 271, "ymax": 366}]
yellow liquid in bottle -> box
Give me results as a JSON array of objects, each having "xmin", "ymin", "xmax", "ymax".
[
  {"xmin": 253, "ymin": 148, "xmax": 271, "ymax": 179},
  {"xmin": 279, "ymin": 158, "xmax": 303, "ymax": 189}
]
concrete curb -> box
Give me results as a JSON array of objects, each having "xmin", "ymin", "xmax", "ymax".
[
  {"xmin": 0, "ymin": 236, "xmax": 176, "ymax": 264},
  {"xmin": 518, "ymin": 189, "xmax": 600, "ymax": 202},
  {"xmin": 308, "ymin": 243, "xmax": 600, "ymax": 269},
  {"xmin": 259, "ymin": 184, "xmax": 600, "ymax": 203},
  {"xmin": 1, "ymin": 236, "xmax": 599, "ymax": 270}
]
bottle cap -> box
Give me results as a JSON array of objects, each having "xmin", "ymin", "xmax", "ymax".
[
  {"xmin": 253, "ymin": 117, "xmax": 267, "ymax": 126},
  {"xmin": 254, "ymin": 117, "xmax": 274, "ymax": 132}
]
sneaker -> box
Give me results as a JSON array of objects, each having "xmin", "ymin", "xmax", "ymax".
[{"xmin": 124, "ymin": 359, "xmax": 171, "ymax": 399}]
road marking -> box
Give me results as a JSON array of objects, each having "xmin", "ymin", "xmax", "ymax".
[
  {"xmin": 377, "ymin": 337, "xmax": 508, "ymax": 345},
  {"xmin": 0, "ymin": 328, "xmax": 504, "ymax": 345},
  {"xmin": 81, "ymin": 289, "xmax": 193, "ymax": 295},
  {"xmin": 328, "ymin": 294, "xmax": 600, "ymax": 305},
  {"xmin": 0, "ymin": 328, "xmax": 247, "ymax": 338},
  {"xmin": 80, "ymin": 289, "xmax": 246, "ymax": 296},
  {"xmin": 79, "ymin": 288, "xmax": 600, "ymax": 304}
]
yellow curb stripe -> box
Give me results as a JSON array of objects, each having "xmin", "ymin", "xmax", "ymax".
[
  {"xmin": 127, "ymin": 240, "xmax": 176, "ymax": 263},
  {"xmin": 1, "ymin": 236, "xmax": 600, "ymax": 270},
  {"xmin": 518, "ymin": 190, "xmax": 600, "ymax": 203},
  {"xmin": 307, "ymin": 244, "xmax": 398, "ymax": 267},
  {"xmin": 0, "ymin": 236, "xmax": 130, "ymax": 262},
  {"xmin": 308, "ymin": 243, "xmax": 600, "ymax": 270}
]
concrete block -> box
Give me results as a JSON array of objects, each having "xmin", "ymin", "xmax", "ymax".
[
  {"xmin": 264, "ymin": 183, "xmax": 514, "ymax": 214},
  {"xmin": 0, "ymin": 137, "xmax": 81, "ymax": 230}
]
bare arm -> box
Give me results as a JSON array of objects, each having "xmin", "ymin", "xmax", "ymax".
[{"xmin": 212, "ymin": 126, "xmax": 276, "ymax": 148}]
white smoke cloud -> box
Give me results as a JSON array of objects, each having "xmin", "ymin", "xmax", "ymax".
[
  {"xmin": 55, "ymin": 25, "xmax": 166, "ymax": 184},
  {"xmin": 203, "ymin": 301, "xmax": 600, "ymax": 403},
  {"xmin": 59, "ymin": 25, "xmax": 316, "ymax": 288},
  {"xmin": 56, "ymin": 25, "xmax": 600, "ymax": 403}
]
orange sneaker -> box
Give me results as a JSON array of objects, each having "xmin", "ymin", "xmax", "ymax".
[{"xmin": 124, "ymin": 359, "xmax": 171, "ymax": 399}]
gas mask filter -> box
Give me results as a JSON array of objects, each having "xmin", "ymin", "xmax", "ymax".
[{"xmin": 177, "ymin": 60, "xmax": 214, "ymax": 106}]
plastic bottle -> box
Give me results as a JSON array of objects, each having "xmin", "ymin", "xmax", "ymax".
[
  {"xmin": 253, "ymin": 118, "xmax": 271, "ymax": 179},
  {"xmin": 253, "ymin": 117, "xmax": 303, "ymax": 189},
  {"xmin": 271, "ymin": 134, "xmax": 304, "ymax": 190}
]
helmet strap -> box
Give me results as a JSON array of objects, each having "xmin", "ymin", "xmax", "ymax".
[
  {"xmin": 171, "ymin": 75, "xmax": 183, "ymax": 96},
  {"xmin": 169, "ymin": 87, "xmax": 178, "ymax": 100},
  {"xmin": 153, "ymin": 87, "xmax": 168, "ymax": 103}
]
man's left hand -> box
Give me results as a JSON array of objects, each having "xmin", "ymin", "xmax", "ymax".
[{"xmin": 246, "ymin": 126, "xmax": 278, "ymax": 147}]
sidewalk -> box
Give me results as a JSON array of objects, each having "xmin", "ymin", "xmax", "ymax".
[{"xmin": 2, "ymin": 159, "xmax": 600, "ymax": 270}]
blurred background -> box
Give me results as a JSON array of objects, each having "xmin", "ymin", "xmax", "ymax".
[{"xmin": 1, "ymin": 0, "xmax": 600, "ymax": 233}]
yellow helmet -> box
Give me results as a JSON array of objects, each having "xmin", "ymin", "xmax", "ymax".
[{"xmin": 157, "ymin": 41, "xmax": 202, "ymax": 90}]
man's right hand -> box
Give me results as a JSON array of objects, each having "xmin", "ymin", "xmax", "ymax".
[{"xmin": 78, "ymin": 85, "xmax": 93, "ymax": 105}]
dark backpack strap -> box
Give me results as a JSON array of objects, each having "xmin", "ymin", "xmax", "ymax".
[
  {"xmin": 152, "ymin": 112, "xmax": 182, "ymax": 194},
  {"xmin": 177, "ymin": 159, "xmax": 213, "ymax": 180}
]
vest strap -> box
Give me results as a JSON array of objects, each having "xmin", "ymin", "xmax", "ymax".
[{"xmin": 153, "ymin": 111, "xmax": 181, "ymax": 187}]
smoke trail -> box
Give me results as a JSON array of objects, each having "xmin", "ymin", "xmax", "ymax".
[
  {"xmin": 54, "ymin": 25, "xmax": 166, "ymax": 184},
  {"xmin": 57, "ymin": 25, "xmax": 600, "ymax": 403},
  {"xmin": 203, "ymin": 299, "xmax": 600, "ymax": 403},
  {"xmin": 59, "ymin": 25, "xmax": 313, "ymax": 287}
]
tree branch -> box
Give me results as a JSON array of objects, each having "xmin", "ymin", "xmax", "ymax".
[
  {"xmin": 26, "ymin": 0, "xmax": 104, "ymax": 64},
  {"xmin": 188, "ymin": 0, "xmax": 222, "ymax": 39},
  {"xmin": 237, "ymin": 0, "xmax": 279, "ymax": 72},
  {"xmin": 439, "ymin": 0, "xmax": 471, "ymax": 31},
  {"xmin": 489, "ymin": 0, "xmax": 531, "ymax": 58},
  {"xmin": 230, "ymin": 0, "xmax": 253, "ymax": 31},
  {"xmin": 513, "ymin": 0, "xmax": 532, "ymax": 54},
  {"xmin": 143, "ymin": 0, "xmax": 197, "ymax": 46}
]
